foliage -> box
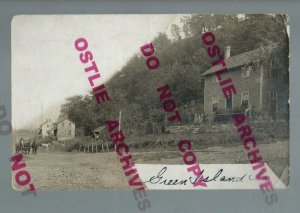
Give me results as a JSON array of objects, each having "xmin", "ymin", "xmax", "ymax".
[
  {"xmin": 36, "ymin": 135, "xmax": 54, "ymax": 144},
  {"xmin": 59, "ymin": 14, "xmax": 289, "ymax": 136}
]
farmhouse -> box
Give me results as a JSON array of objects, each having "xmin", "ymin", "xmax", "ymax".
[
  {"xmin": 202, "ymin": 44, "xmax": 289, "ymax": 120},
  {"xmin": 35, "ymin": 119, "xmax": 54, "ymax": 137},
  {"xmin": 36, "ymin": 117, "xmax": 76, "ymax": 141},
  {"xmin": 49, "ymin": 117, "xmax": 76, "ymax": 141}
]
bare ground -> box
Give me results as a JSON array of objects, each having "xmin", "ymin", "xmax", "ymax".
[{"xmin": 14, "ymin": 140, "xmax": 289, "ymax": 191}]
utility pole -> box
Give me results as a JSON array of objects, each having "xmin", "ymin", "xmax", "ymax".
[{"xmin": 115, "ymin": 110, "xmax": 122, "ymax": 151}]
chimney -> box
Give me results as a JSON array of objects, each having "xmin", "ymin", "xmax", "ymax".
[{"xmin": 224, "ymin": 46, "xmax": 231, "ymax": 59}]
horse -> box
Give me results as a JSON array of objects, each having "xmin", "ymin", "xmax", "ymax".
[
  {"xmin": 31, "ymin": 140, "xmax": 38, "ymax": 155},
  {"xmin": 15, "ymin": 138, "xmax": 25, "ymax": 154},
  {"xmin": 23, "ymin": 141, "xmax": 31, "ymax": 154},
  {"xmin": 15, "ymin": 138, "xmax": 29, "ymax": 154},
  {"xmin": 15, "ymin": 143, "xmax": 21, "ymax": 154}
]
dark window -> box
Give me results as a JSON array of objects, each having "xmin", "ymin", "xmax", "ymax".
[
  {"xmin": 212, "ymin": 97, "xmax": 218, "ymax": 112},
  {"xmin": 241, "ymin": 91, "xmax": 249, "ymax": 109},
  {"xmin": 270, "ymin": 91, "xmax": 277, "ymax": 101},
  {"xmin": 241, "ymin": 66, "xmax": 252, "ymax": 78},
  {"xmin": 226, "ymin": 95, "xmax": 233, "ymax": 111}
]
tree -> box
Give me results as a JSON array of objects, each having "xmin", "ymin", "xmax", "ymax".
[
  {"xmin": 58, "ymin": 14, "xmax": 288, "ymax": 135},
  {"xmin": 171, "ymin": 24, "xmax": 181, "ymax": 40}
]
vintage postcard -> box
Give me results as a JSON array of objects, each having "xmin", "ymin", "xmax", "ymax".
[{"xmin": 11, "ymin": 14, "xmax": 289, "ymax": 199}]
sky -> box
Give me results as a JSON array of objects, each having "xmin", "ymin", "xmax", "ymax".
[{"xmin": 12, "ymin": 14, "xmax": 184, "ymax": 130}]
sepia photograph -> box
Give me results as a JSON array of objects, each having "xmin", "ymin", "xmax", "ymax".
[{"xmin": 11, "ymin": 14, "xmax": 289, "ymax": 194}]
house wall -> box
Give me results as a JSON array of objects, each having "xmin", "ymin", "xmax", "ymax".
[
  {"xmin": 41, "ymin": 121, "xmax": 54, "ymax": 137},
  {"xmin": 56, "ymin": 119, "xmax": 75, "ymax": 141},
  {"xmin": 261, "ymin": 58, "xmax": 289, "ymax": 120},
  {"xmin": 203, "ymin": 64, "xmax": 261, "ymax": 115}
]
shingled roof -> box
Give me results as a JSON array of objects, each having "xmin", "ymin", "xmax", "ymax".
[{"xmin": 201, "ymin": 44, "xmax": 277, "ymax": 76}]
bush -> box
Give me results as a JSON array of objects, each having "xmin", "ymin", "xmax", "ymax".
[
  {"xmin": 64, "ymin": 141, "xmax": 79, "ymax": 152},
  {"xmin": 36, "ymin": 135, "xmax": 54, "ymax": 144}
]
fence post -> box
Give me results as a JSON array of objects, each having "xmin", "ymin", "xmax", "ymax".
[{"xmin": 105, "ymin": 140, "xmax": 109, "ymax": 152}]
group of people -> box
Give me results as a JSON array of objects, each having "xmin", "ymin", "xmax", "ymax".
[{"xmin": 15, "ymin": 138, "xmax": 38, "ymax": 155}]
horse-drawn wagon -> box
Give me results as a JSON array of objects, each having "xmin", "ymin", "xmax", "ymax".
[{"xmin": 15, "ymin": 138, "xmax": 38, "ymax": 155}]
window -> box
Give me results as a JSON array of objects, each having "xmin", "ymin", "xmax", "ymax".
[
  {"xmin": 270, "ymin": 91, "xmax": 277, "ymax": 101},
  {"xmin": 212, "ymin": 97, "xmax": 218, "ymax": 112},
  {"xmin": 209, "ymin": 75, "xmax": 218, "ymax": 83},
  {"xmin": 241, "ymin": 91, "xmax": 249, "ymax": 109},
  {"xmin": 68, "ymin": 130, "xmax": 71, "ymax": 136},
  {"xmin": 269, "ymin": 91, "xmax": 277, "ymax": 118},
  {"xmin": 226, "ymin": 95, "xmax": 233, "ymax": 111},
  {"xmin": 62, "ymin": 122, "xmax": 64, "ymax": 127},
  {"xmin": 241, "ymin": 66, "xmax": 252, "ymax": 78}
]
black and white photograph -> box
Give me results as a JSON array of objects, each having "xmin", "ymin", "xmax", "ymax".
[{"xmin": 11, "ymin": 14, "xmax": 289, "ymax": 192}]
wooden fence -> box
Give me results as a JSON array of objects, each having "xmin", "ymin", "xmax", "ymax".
[{"xmin": 78, "ymin": 141, "xmax": 110, "ymax": 153}]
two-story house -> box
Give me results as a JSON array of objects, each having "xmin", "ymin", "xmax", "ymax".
[
  {"xmin": 36, "ymin": 119, "xmax": 54, "ymax": 137},
  {"xmin": 202, "ymin": 44, "xmax": 289, "ymax": 120},
  {"xmin": 36, "ymin": 117, "xmax": 76, "ymax": 141},
  {"xmin": 49, "ymin": 117, "xmax": 76, "ymax": 141}
]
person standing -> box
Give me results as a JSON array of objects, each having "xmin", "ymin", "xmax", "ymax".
[{"xmin": 32, "ymin": 139, "xmax": 38, "ymax": 155}]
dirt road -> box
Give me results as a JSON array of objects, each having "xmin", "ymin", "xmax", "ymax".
[{"xmin": 16, "ymin": 140, "xmax": 288, "ymax": 190}]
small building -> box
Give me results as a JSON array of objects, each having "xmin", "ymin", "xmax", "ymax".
[
  {"xmin": 92, "ymin": 126, "xmax": 110, "ymax": 151},
  {"xmin": 36, "ymin": 119, "xmax": 54, "ymax": 137},
  {"xmin": 202, "ymin": 44, "xmax": 289, "ymax": 120},
  {"xmin": 92, "ymin": 126, "xmax": 109, "ymax": 142},
  {"xmin": 49, "ymin": 117, "xmax": 76, "ymax": 141}
]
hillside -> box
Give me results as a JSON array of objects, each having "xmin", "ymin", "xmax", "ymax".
[{"xmin": 59, "ymin": 14, "xmax": 289, "ymax": 136}]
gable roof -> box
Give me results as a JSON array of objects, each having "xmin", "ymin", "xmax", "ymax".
[
  {"xmin": 201, "ymin": 44, "xmax": 277, "ymax": 76},
  {"xmin": 48, "ymin": 126, "xmax": 57, "ymax": 131},
  {"xmin": 39, "ymin": 120, "xmax": 53, "ymax": 127},
  {"xmin": 92, "ymin": 126, "xmax": 107, "ymax": 133},
  {"xmin": 55, "ymin": 117, "xmax": 75, "ymax": 125}
]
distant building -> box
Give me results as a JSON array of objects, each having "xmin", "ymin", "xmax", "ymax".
[
  {"xmin": 92, "ymin": 126, "xmax": 110, "ymax": 151},
  {"xmin": 49, "ymin": 117, "xmax": 76, "ymax": 141},
  {"xmin": 92, "ymin": 126, "xmax": 109, "ymax": 141},
  {"xmin": 36, "ymin": 119, "xmax": 54, "ymax": 137},
  {"xmin": 202, "ymin": 44, "xmax": 289, "ymax": 120},
  {"xmin": 36, "ymin": 117, "xmax": 76, "ymax": 141}
]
